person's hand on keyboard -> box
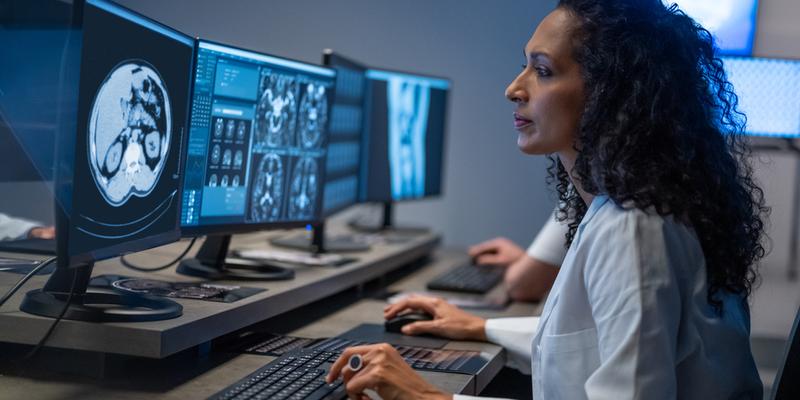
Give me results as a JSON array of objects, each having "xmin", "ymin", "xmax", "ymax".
[
  {"xmin": 326, "ymin": 343, "xmax": 452, "ymax": 400},
  {"xmin": 383, "ymin": 295, "xmax": 488, "ymax": 341},
  {"xmin": 467, "ymin": 236, "xmax": 524, "ymax": 266}
]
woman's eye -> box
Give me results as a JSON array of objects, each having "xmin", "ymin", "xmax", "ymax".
[{"xmin": 536, "ymin": 67, "xmax": 552, "ymax": 77}]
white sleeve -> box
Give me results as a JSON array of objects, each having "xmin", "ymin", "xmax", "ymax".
[
  {"xmin": 526, "ymin": 214, "xmax": 569, "ymax": 266},
  {"xmin": 453, "ymin": 396, "xmax": 512, "ymax": 400},
  {"xmin": 484, "ymin": 317, "xmax": 539, "ymax": 374},
  {"xmin": 582, "ymin": 212, "xmax": 680, "ymax": 399},
  {"xmin": 0, "ymin": 213, "xmax": 40, "ymax": 241}
]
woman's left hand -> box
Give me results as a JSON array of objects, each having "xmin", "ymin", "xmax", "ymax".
[{"xmin": 326, "ymin": 343, "xmax": 452, "ymax": 400}]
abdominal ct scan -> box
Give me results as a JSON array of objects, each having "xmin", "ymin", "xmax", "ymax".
[
  {"xmin": 297, "ymin": 82, "xmax": 327, "ymax": 149},
  {"xmin": 287, "ymin": 157, "xmax": 319, "ymax": 220},
  {"xmin": 89, "ymin": 62, "xmax": 171, "ymax": 207},
  {"xmin": 250, "ymin": 152, "xmax": 285, "ymax": 222},
  {"xmin": 388, "ymin": 78, "xmax": 429, "ymax": 199},
  {"xmin": 255, "ymin": 73, "xmax": 298, "ymax": 148}
]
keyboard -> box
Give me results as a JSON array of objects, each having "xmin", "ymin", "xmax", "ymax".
[
  {"xmin": 243, "ymin": 334, "xmax": 320, "ymax": 357},
  {"xmin": 426, "ymin": 263, "xmax": 504, "ymax": 294},
  {"xmin": 208, "ymin": 348, "xmax": 346, "ymax": 400}
]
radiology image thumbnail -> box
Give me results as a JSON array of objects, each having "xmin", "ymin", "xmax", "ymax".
[
  {"xmin": 255, "ymin": 73, "xmax": 298, "ymax": 148},
  {"xmin": 88, "ymin": 61, "xmax": 171, "ymax": 207},
  {"xmin": 287, "ymin": 156, "xmax": 319, "ymax": 220},
  {"xmin": 249, "ymin": 152, "xmax": 286, "ymax": 222},
  {"xmin": 297, "ymin": 82, "xmax": 328, "ymax": 149},
  {"xmin": 388, "ymin": 77, "xmax": 429, "ymax": 199}
]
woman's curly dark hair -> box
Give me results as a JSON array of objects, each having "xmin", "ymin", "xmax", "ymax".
[{"xmin": 554, "ymin": 0, "xmax": 769, "ymax": 310}]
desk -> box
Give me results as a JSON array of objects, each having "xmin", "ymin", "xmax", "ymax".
[{"xmin": 0, "ymin": 230, "xmax": 540, "ymax": 399}]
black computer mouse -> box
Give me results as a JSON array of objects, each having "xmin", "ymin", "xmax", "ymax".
[{"xmin": 384, "ymin": 311, "xmax": 434, "ymax": 333}]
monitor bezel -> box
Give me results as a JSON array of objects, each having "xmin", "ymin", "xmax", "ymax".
[{"xmin": 180, "ymin": 39, "xmax": 336, "ymax": 237}]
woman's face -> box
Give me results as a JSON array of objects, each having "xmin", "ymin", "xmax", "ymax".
[{"xmin": 505, "ymin": 8, "xmax": 585, "ymax": 156}]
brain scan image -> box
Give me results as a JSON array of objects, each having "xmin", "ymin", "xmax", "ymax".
[
  {"xmin": 232, "ymin": 175, "xmax": 240, "ymax": 187},
  {"xmin": 225, "ymin": 119, "xmax": 235, "ymax": 140},
  {"xmin": 388, "ymin": 78, "xmax": 430, "ymax": 199},
  {"xmin": 221, "ymin": 175, "xmax": 229, "ymax": 187},
  {"xmin": 255, "ymin": 73, "xmax": 297, "ymax": 148},
  {"xmin": 222, "ymin": 148, "xmax": 232, "ymax": 167},
  {"xmin": 214, "ymin": 118, "xmax": 224, "ymax": 138},
  {"xmin": 237, "ymin": 120, "xmax": 247, "ymax": 140},
  {"xmin": 210, "ymin": 144, "xmax": 221, "ymax": 165},
  {"xmin": 209, "ymin": 174, "xmax": 218, "ymax": 187},
  {"xmin": 233, "ymin": 150, "xmax": 243, "ymax": 169},
  {"xmin": 250, "ymin": 153, "xmax": 285, "ymax": 222},
  {"xmin": 288, "ymin": 157, "xmax": 318, "ymax": 220},
  {"xmin": 297, "ymin": 83, "xmax": 328, "ymax": 149},
  {"xmin": 88, "ymin": 62, "xmax": 171, "ymax": 207}
]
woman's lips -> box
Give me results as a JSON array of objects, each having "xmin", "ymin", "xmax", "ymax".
[{"xmin": 513, "ymin": 112, "xmax": 533, "ymax": 129}]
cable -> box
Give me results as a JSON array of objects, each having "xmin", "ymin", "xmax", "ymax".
[
  {"xmin": 0, "ymin": 257, "xmax": 58, "ymax": 309},
  {"xmin": 119, "ymin": 238, "xmax": 197, "ymax": 272},
  {"xmin": 24, "ymin": 265, "xmax": 77, "ymax": 360}
]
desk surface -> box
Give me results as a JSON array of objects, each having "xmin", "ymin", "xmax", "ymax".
[{"xmin": 0, "ymin": 228, "xmax": 540, "ymax": 398}]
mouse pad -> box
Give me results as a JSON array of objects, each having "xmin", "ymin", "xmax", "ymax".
[
  {"xmin": 90, "ymin": 274, "xmax": 265, "ymax": 303},
  {"xmin": 335, "ymin": 323, "xmax": 449, "ymax": 349}
]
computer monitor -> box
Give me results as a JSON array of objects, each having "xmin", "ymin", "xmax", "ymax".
[
  {"xmin": 668, "ymin": 0, "xmax": 759, "ymax": 56},
  {"xmin": 357, "ymin": 67, "xmax": 450, "ymax": 230},
  {"xmin": 722, "ymin": 56, "xmax": 800, "ymax": 137},
  {"xmin": 177, "ymin": 40, "xmax": 336, "ymax": 279},
  {"xmin": 270, "ymin": 50, "xmax": 371, "ymax": 253},
  {"xmin": 19, "ymin": 0, "xmax": 193, "ymax": 322}
]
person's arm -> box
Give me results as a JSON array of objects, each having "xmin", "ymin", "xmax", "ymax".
[
  {"xmin": 0, "ymin": 213, "xmax": 42, "ymax": 241},
  {"xmin": 504, "ymin": 255, "xmax": 559, "ymax": 302}
]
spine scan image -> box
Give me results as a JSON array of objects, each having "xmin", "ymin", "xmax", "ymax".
[
  {"xmin": 297, "ymin": 82, "xmax": 328, "ymax": 149},
  {"xmin": 255, "ymin": 73, "xmax": 298, "ymax": 148},
  {"xmin": 89, "ymin": 62, "xmax": 171, "ymax": 207},
  {"xmin": 388, "ymin": 78, "xmax": 429, "ymax": 199}
]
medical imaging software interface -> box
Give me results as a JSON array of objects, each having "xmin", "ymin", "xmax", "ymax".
[
  {"xmin": 363, "ymin": 70, "xmax": 449, "ymax": 201},
  {"xmin": 321, "ymin": 57, "xmax": 366, "ymax": 215},
  {"xmin": 181, "ymin": 42, "xmax": 334, "ymax": 228},
  {"xmin": 69, "ymin": 0, "xmax": 193, "ymax": 257},
  {"xmin": 723, "ymin": 57, "xmax": 800, "ymax": 137}
]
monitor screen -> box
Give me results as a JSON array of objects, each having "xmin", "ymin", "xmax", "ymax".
[
  {"xmin": 180, "ymin": 41, "xmax": 335, "ymax": 234},
  {"xmin": 67, "ymin": 0, "xmax": 193, "ymax": 260},
  {"xmin": 362, "ymin": 69, "xmax": 449, "ymax": 202},
  {"xmin": 723, "ymin": 56, "xmax": 800, "ymax": 137},
  {"xmin": 668, "ymin": 0, "xmax": 758, "ymax": 56},
  {"xmin": 321, "ymin": 51, "xmax": 367, "ymax": 216}
]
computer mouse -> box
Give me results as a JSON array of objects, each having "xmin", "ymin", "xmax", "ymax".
[{"xmin": 384, "ymin": 311, "xmax": 434, "ymax": 333}]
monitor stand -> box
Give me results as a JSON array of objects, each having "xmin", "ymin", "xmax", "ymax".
[
  {"xmin": 270, "ymin": 221, "xmax": 370, "ymax": 253},
  {"xmin": 177, "ymin": 234, "xmax": 294, "ymax": 281},
  {"xmin": 348, "ymin": 202, "xmax": 430, "ymax": 234},
  {"xmin": 20, "ymin": 262, "xmax": 182, "ymax": 322}
]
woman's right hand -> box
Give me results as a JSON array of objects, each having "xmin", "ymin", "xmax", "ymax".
[
  {"xmin": 468, "ymin": 237, "xmax": 525, "ymax": 266},
  {"xmin": 384, "ymin": 295, "xmax": 487, "ymax": 341}
]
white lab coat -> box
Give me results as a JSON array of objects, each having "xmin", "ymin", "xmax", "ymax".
[
  {"xmin": 456, "ymin": 196, "xmax": 763, "ymax": 399},
  {"xmin": 0, "ymin": 212, "xmax": 39, "ymax": 241}
]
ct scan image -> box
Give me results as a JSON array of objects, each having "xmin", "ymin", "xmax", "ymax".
[
  {"xmin": 287, "ymin": 156, "xmax": 319, "ymax": 220},
  {"xmin": 255, "ymin": 73, "xmax": 298, "ymax": 148},
  {"xmin": 249, "ymin": 152, "xmax": 285, "ymax": 222},
  {"xmin": 297, "ymin": 82, "xmax": 328, "ymax": 149},
  {"xmin": 388, "ymin": 78, "xmax": 429, "ymax": 199},
  {"xmin": 88, "ymin": 61, "xmax": 171, "ymax": 207}
]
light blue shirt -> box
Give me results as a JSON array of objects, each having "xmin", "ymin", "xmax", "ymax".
[{"xmin": 459, "ymin": 196, "xmax": 763, "ymax": 399}]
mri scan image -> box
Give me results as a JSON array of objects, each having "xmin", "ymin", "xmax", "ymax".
[
  {"xmin": 297, "ymin": 83, "xmax": 328, "ymax": 149},
  {"xmin": 209, "ymin": 174, "xmax": 218, "ymax": 187},
  {"xmin": 221, "ymin": 175, "xmax": 229, "ymax": 187},
  {"xmin": 222, "ymin": 149, "xmax": 232, "ymax": 167},
  {"xmin": 250, "ymin": 153, "xmax": 284, "ymax": 222},
  {"xmin": 210, "ymin": 144, "xmax": 221, "ymax": 165},
  {"xmin": 388, "ymin": 78, "xmax": 429, "ymax": 199},
  {"xmin": 232, "ymin": 175, "xmax": 240, "ymax": 187},
  {"xmin": 288, "ymin": 157, "xmax": 319, "ymax": 220},
  {"xmin": 237, "ymin": 120, "xmax": 247, "ymax": 140},
  {"xmin": 225, "ymin": 119, "xmax": 235, "ymax": 140},
  {"xmin": 88, "ymin": 62, "xmax": 171, "ymax": 207},
  {"xmin": 214, "ymin": 118, "xmax": 224, "ymax": 138},
  {"xmin": 255, "ymin": 73, "xmax": 297, "ymax": 148},
  {"xmin": 233, "ymin": 150, "xmax": 243, "ymax": 169}
]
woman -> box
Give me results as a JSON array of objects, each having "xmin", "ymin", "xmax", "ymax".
[{"xmin": 327, "ymin": 0, "xmax": 767, "ymax": 398}]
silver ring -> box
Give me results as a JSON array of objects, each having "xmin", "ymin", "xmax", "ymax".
[{"xmin": 348, "ymin": 354, "xmax": 363, "ymax": 372}]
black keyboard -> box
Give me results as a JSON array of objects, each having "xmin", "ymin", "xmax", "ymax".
[
  {"xmin": 209, "ymin": 348, "xmax": 346, "ymax": 400},
  {"xmin": 312, "ymin": 337, "xmax": 483, "ymax": 374},
  {"xmin": 243, "ymin": 334, "xmax": 320, "ymax": 356},
  {"xmin": 426, "ymin": 263, "xmax": 504, "ymax": 294}
]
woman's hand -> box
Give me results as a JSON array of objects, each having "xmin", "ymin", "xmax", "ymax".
[
  {"xmin": 384, "ymin": 295, "xmax": 487, "ymax": 341},
  {"xmin": 468, "ymin": 237, "xmax": 524, "ymax": 266},
  {"xmin": 326, "ymin": 344, "xmax": 452, "ymax": 400}
]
